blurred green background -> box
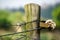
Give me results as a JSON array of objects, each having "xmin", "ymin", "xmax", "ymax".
[{"xmin": 0, "ymin": 1, "xmax": 60, "ymax": 40}]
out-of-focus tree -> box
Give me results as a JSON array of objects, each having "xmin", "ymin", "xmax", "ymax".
[
  {"xmin": 7, "ymin": 12, "xmax": 24, "ymax": 24},
  {"xmin": 52, "ymin": 5, "xmax": 60, "ymax": 29},
  {"xmin": 0, "ymin": 10, "xmax": 12, "ymax": 30},
  {"xmin": 0, "ymin": 10, "xmax": 9, "ymax": 19},
  {"xmin": 7, "ymin": 12, "xmax": 25, "ymax": 32},
  {"xmin": 0, "ymin": 19, "xmax": 11, "ymax": 30}
]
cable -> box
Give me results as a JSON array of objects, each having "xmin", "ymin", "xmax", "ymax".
[
  {"xmin": 0, "ymin": 28, "xmax": 40, "ymax": 37},
  {"xmin": 0, "ymin": 20, "xmax": 41, "ymax": 40},
  {"xmin": 10, "ymin": 19, "xmax": 38, "ymax": 39},
  {"xmin": 12, "ymin": 20, "xmax": 37, "ymax": 26}
]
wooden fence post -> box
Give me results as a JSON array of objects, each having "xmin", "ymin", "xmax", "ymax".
[{"xmin": 24, "ymin": 3, "xmax": 41, "ymax": 40}]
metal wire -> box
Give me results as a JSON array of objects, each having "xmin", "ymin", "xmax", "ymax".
[
  {"xmin": 10, "ymin": 19, "xmax": 38, "ymax": 39},
  {"xmin": 12, "ymin": 20, "xmax": 38, "ymax": 26},
  {"xmin": 0, "ymin": 28, "xmax": 40, "ymax": 37},
  {"xmin": 0, "ymin": 20, "xmax": 41, "ymax": 40}
]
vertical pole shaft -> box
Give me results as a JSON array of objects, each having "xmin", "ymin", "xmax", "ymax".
[
  {"xmin": 36, "ymin": 6, "xmax": 40, "ymax": 40},
  {"xmin": 24, "ymin": 3, "xmax": 41, "ymax": 40}
]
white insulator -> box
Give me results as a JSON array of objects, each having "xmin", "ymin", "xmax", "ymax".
[{"xmin": 45, "ymin": 19, "xmax": 56, "ymax": 30}]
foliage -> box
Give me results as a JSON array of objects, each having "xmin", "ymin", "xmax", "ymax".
[
  {"xmin": 0, "ymin": 9, "xmax": 25, "ymax": 32},
  {"xmin": 0, "ymin": 10, "xmax": 12, "ymax": 30},
  {"xmin": 0, "ymin": 10, "xmax": 9, "ymax": 19},
  {"xmin": 0, "ymin": 19, "xmax": 11, "ymax": 30},
  {"xmin": 7, "ymin": 12, "xmax": 24, "ymax": 24},
  {"xmin": 1, "ymin": 36, "xmax": 13, "ymax": 40},
  {"xmin": 52, "ymin": 6, "xmax": 60, "ymax": 28}
]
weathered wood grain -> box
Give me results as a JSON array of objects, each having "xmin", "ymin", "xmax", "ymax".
[{"xmin": 24, "ymin": 3, "xmax": 41, "ymax": 40}]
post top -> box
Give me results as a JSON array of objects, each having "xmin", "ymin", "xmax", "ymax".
[{"xmin": 24, "ymin": 3, "xmax": 40, "ymax": 7}]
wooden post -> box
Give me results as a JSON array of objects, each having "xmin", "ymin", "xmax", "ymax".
[
  {"xmin": 36, "ymin": 5, "xmax": 40, "ymax": 40},
  {"xmin": 24, "ymin": 3, "xmax": 41, "ymax": 40}
]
